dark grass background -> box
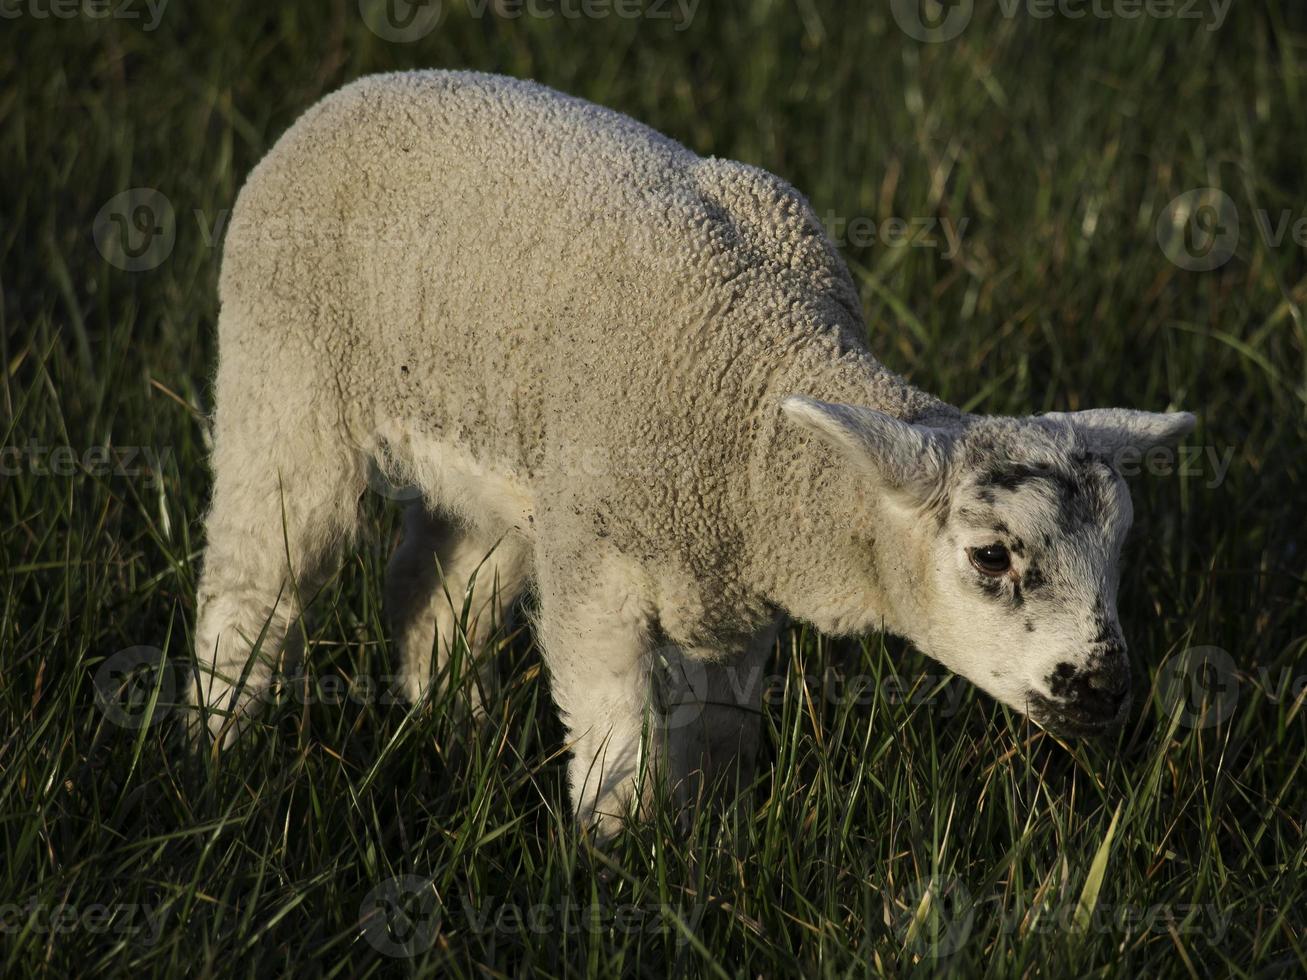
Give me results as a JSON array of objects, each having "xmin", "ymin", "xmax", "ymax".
[{"xmin": 2, "ymin": 0, "xmax": 1305, "ymax": 976}]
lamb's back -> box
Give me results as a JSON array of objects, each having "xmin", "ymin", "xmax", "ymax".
[{"xmin": 220, "ymin": 71, "xmax": 866, "ymax": 569}]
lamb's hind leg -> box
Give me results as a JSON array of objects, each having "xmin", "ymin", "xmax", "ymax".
[
  {"xmin": 190, "ymin": 403, "xmax": 364, "ymax": 748},
  {"xmin": 386, "ymin": 504, "xmax": 529, "ymax": 708}
]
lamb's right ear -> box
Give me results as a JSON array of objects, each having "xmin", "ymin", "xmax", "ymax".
[{"xmin": 781, "ymin": 396, "xmax": 951, "ymax": 496}]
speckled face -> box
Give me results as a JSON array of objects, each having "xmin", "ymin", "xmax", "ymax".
[
  {"xmin": 782, "ymin": 396, "xmax": 1194, "ymax": 737},
  {"xmin": 926, "ymin": 437, "xmax": 1135, "ymax": 736}
]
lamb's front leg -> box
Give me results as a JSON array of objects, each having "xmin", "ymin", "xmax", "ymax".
[
  {"xmin": 662, "ymin": 624, "xmax": 778, "ymax": 814},
  {"xmin": 533, "ymin": 555, "xmax": 658, "ymax": 838}
]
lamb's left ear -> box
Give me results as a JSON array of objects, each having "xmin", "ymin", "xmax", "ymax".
[
  {"xmin": 781, "ymin": 396, "xmax": 953, "ymax": 497},
  {"xmin": 1042, "ymin": 408, "xmax": 1196, "ymax": 458}
]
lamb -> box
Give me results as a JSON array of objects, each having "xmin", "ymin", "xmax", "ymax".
[{"xmin": 190, "ymin": 69, "xmax": 1194, "ymax": 836}]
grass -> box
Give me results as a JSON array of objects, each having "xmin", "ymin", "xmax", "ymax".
[{"xmin": 2, "ymin": 1, "xmax": 1306, "ymax": 975}]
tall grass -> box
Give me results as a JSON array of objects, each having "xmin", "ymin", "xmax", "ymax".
[{"xmin": 1, "ymin": 2, "xmax": 1304, "ymax": 975}]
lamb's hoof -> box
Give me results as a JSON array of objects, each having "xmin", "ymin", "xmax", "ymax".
[
  {"xmin": 180, "ymin": 690, "xmax": 248, "ymax": 756},
  {"xmin": 579, "ymin": 809, "xmax": 627, "ymax": 846}
]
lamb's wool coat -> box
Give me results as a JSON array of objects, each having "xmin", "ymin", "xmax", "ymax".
[{"xmin": 194, "ymin": 70, "xmax": 1190, "ymax": 833}]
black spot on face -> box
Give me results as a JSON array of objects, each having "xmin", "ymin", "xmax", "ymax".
[
  {"xmin": 1087, "ymin": 614, "xmax": 1125, "ymax": 660},
  {"xmin": 1043, "ymin": 655, "xmax": 1130, "ymax": 724},
  {"xmin": 1049, "ymin": 662, "xmax": 1078, "ymax": 697},
  {"xmin": 978, "ymin": 464, "xmax": 1048, "ymax": 492},
  {"xmin": 1065, "ymin": 465, "xmax": 1118, "ymax": 529},
  {"xmin": 1089, "ymin": 619, "xmax": 1116, "ymax": 646},
  {"xmin": 979, "ymin": 462, "xmax": 1108, "ymax": 533},
  {"xmin": 1024, "ymin": 619, "xmax": 1035, "ymax": 633},
  {"xmin": 1022, "ymin": 562, "xmax": 1047, "ymax": 592}
]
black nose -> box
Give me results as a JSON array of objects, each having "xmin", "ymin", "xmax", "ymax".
[
  {"xmin": 1085, "ymin": 657, "xmax": 1130, "ymax": 702},
  {"xmin": 1044, "ymin": 655, "xmax": 1131, "ymax": 731}
]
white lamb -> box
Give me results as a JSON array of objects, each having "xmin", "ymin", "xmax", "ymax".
[{"xmin": 191, "ymin": 70, "xmax": 1194, "ymax": 836}]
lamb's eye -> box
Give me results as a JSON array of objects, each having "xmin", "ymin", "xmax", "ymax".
[{"xmin": 969, "ymin": 545, "xmax": 1011, "ymax": 576}]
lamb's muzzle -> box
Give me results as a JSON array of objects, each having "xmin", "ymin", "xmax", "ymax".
[{"xmin": 1029, "ymin": 650, "xmax": 1132, "ymax": 737}]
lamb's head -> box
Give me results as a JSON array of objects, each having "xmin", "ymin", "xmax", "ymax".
[{"xmin": 782, "ymin": 397, "xmax": 1195, "ymax": 737}]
